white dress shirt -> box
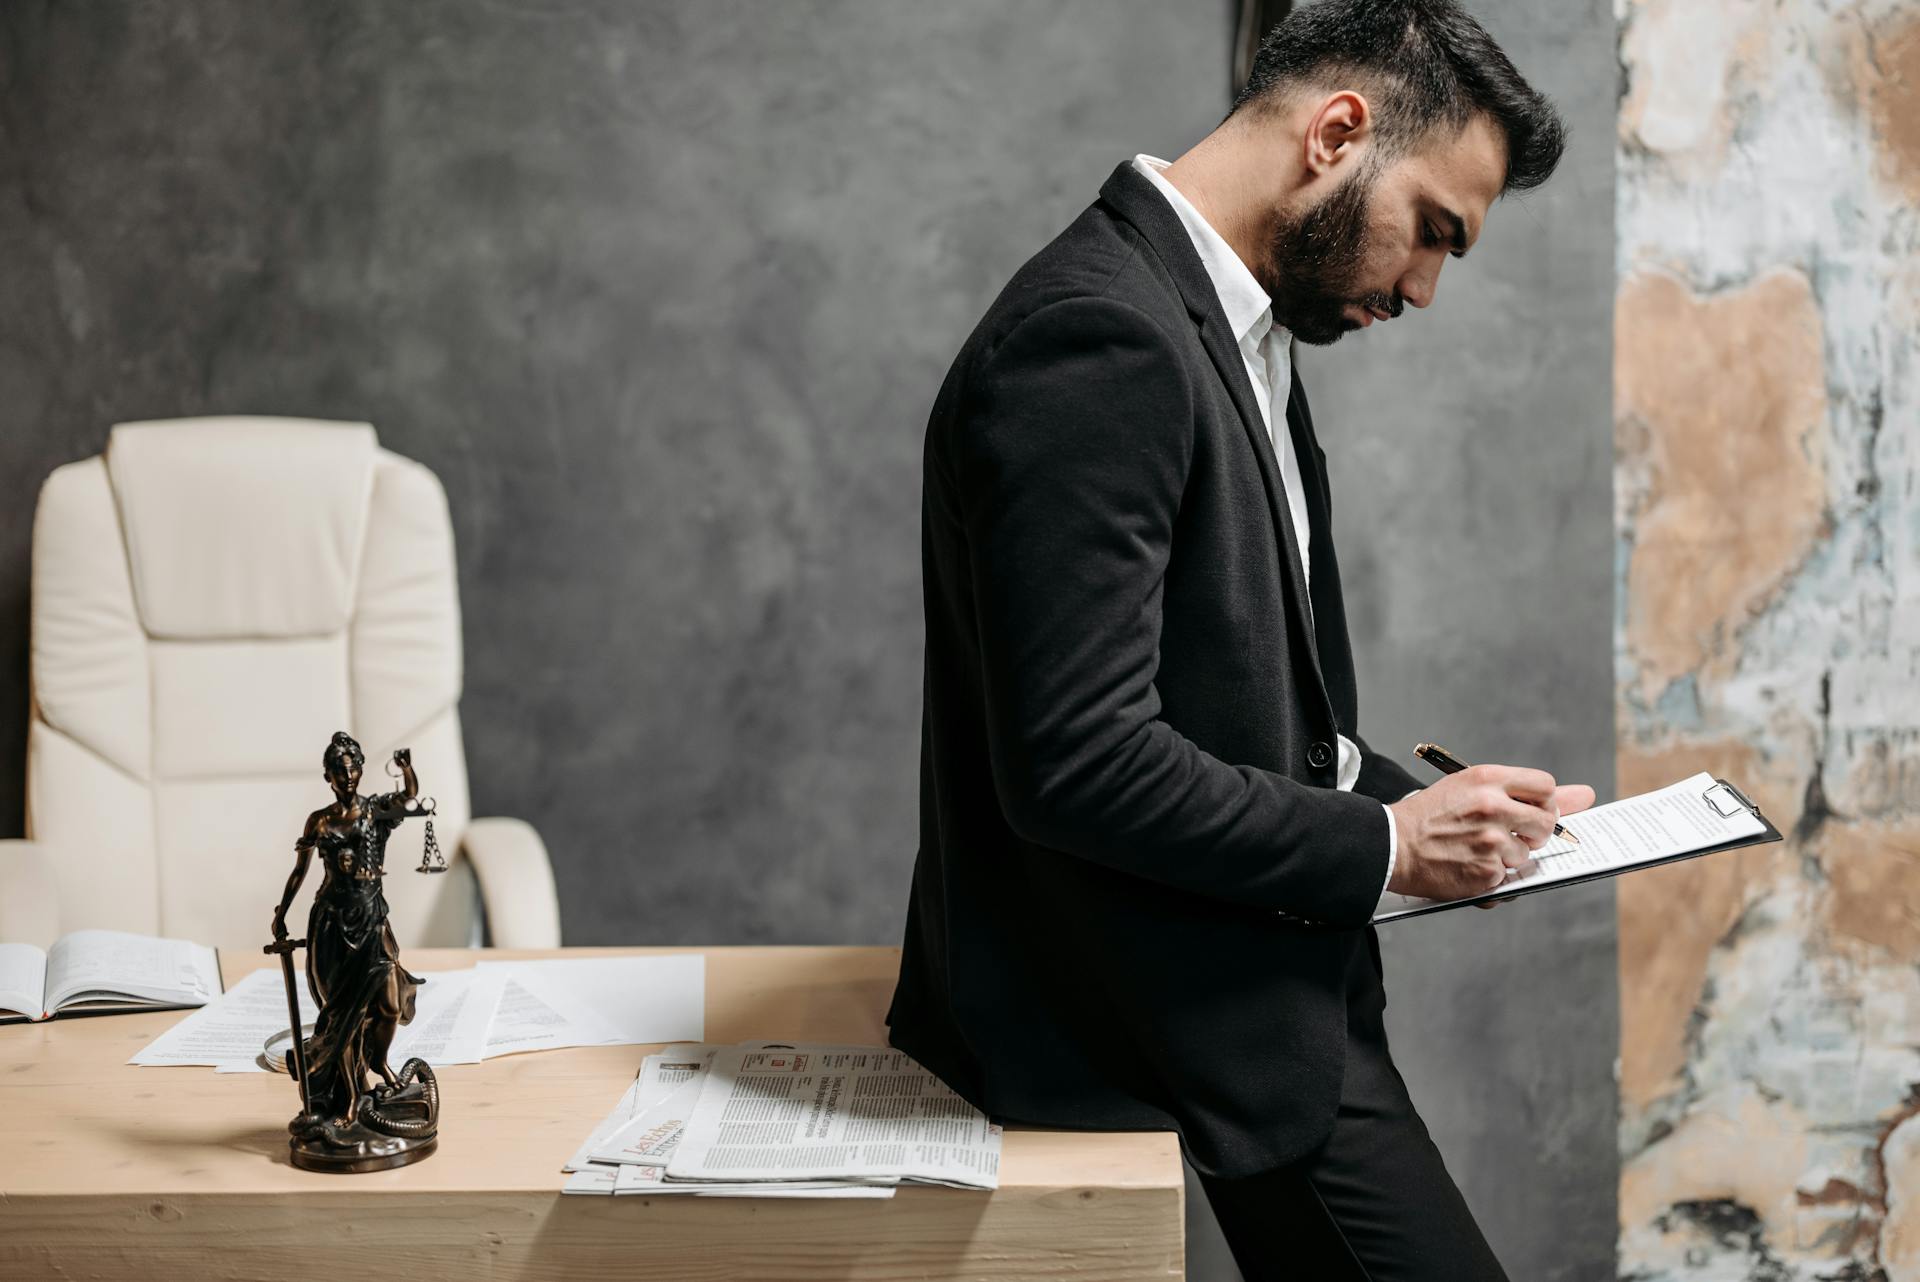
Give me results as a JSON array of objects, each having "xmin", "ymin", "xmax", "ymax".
[{"xmin": 1132, "ymin": 153, "xmax": 1398, "ymax": 896}]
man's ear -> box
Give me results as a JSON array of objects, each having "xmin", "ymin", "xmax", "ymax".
[{"xmin": 1304, "ymin": 90, "xmax": 1371, "ymax": 176}]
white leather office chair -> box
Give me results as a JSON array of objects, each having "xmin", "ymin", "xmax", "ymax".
[{"xmin": 0, "ymin": 417, "xmax": 561, "ymax": 951}]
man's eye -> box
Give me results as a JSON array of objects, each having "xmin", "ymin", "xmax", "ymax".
[{"xmin": 1421, "ymin": 221, "xmax": 1439, "ymax": 247}]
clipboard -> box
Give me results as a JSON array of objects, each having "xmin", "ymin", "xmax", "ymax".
[{"xmin": 1371, "ymin": 775, "xmax": 1783, "ymax": 925}]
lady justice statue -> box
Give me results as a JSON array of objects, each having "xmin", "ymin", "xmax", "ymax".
[{"xmin": 265, "ymin": 731, "xmax": 446, "ymax": 1172}]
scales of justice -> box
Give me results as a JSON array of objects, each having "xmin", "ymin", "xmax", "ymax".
[{"xmin": 262, "ymin": 731, "xmax": 449, "ymax": 1172}]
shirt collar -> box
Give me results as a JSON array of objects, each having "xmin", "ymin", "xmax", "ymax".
[{"xmin": 1131, "ymin": 153, "xmax": 1282, "ymax": 349}]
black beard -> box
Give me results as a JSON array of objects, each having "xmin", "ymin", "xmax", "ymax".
[{"xmin": 1260, "ymin": 167, "xmax": 1398, "ymax": 345}]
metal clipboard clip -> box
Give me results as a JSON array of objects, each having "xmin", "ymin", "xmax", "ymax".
[{"xmin": 1702, "ymin": 779, "xmax": 1758, "ymax": 819}]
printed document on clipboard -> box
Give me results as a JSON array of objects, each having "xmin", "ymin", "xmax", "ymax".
[{"xmin": 1372, "ymin": 771, "xmax": 1781, "ymax": 923}]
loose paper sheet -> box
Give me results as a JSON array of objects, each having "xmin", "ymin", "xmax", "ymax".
[
  {"xmin": 475, "ymin": 955, "xmax": 705, "ymax": 1056},
  {"xmin": 389, "ymin": 967, "xmax": 498, "ymax": 1066},
  {"xmin": 478, "ymin": 955, "xmax": 706, "ymax": 1059},
  {"xmin": 131, "ymin": 969, "xmax": 288, "ymax": 1068},
  {"xmin": 140, "ymin": 953, "xmax": 707, "ymax": 1073},
  {"xmin": 478, "ymin": 972, "xmax": 621, "ymax": 1058},
  {"xmin": 163, "ymin": 969, "xmax": 488, "ymax": 1073}
]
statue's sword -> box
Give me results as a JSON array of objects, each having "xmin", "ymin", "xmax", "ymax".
[{"xmin": 263, "ymin": 936, "xmax": 310, "ymax": 1114}]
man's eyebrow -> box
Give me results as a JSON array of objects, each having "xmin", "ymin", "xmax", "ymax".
[{"xmin": 1438, "ymin": 206, "xmax": 1470, "ymax": 258}]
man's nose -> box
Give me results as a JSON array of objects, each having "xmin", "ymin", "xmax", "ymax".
[{"xmin": 1399, "ymin": 259, "xmax": 1442, "ymax": 309}]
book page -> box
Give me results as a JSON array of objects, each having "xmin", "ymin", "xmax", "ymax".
[
  {"xmin": 44, "ymin": 930, "xmax": 219, "ymax": 1013},
  {"xmin": 1374, "ymin": 771, "xmax": 1767, "ymax": 922},
  {"xmin": 0, "ymin": 942, "xmax": 48, "ymax": 1021}
]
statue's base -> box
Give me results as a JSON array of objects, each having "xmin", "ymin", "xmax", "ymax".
[
  {"xmin": 286, "ymin": 1063, "xmax": 440, "ymax": 1174},
  {"xmin": 289, "ymin": 1132, "xmax": 437, "ymax": 1173}
]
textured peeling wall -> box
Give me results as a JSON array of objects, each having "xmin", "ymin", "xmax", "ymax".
[{"xmin": 1615, "ymin": 0, "xmax": 1920, "ymax": 1277}]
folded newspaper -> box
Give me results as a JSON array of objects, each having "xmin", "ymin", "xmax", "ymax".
[{"xmin": 562, "ymin": 1041, "xmax": 1002, "ymax": 1199}]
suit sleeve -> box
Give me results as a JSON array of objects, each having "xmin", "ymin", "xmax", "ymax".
[
  {"xmin": 1352, "ymin": 734, "xmax": 1425, "ymax": 804},
  {"xmin": 954, "ymin": 295, "xmax": 1390, "ymax": 927}
]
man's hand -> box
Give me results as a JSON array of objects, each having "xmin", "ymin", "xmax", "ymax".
[{"xmin": 1388, "ymin": 766, "xmax": 1596, "ymax": 904}]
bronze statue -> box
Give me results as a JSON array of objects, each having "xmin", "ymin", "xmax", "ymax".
[{"xmin": 265, "ymin": 731, "xmax": 445, "ymax": 1172}]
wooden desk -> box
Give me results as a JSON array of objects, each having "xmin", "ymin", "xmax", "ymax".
[{"xmin": 0, "ymin": 945, "xmax": 1185, "ymax": 1280}]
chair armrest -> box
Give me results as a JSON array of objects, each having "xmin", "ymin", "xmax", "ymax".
[
  {"xmin": 460, "ymin": 817, "xmax": 562, "ymax": 948},
  {"xmin": 0, "ymin": 839, "xmax": 61, "ymax": 948}
]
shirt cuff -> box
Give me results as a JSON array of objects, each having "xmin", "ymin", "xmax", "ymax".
[
  {"xmin": 1381, "ymin": 789, "xmax": 1421, "ymax": 900},
  {"xmin": 1381, "ymin": 803, "xmax": 1397, "ymax": 900}
]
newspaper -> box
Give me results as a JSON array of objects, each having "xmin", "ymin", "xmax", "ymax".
[
  {"xmin": 614, "ymin": 1162, "xmax": 895, "ymax": 1198},
  {"xmin": 663, "ymin": 1045, "xmax": 1001, "ymax": 1190},
  {"xmin": 587, "ymin": 1046, "xmax": 713, "ymax": 1166},
  {"xmin": 562, "ymin": 1068, "xmax": 650, "ymax": 1172},
  {"xmin": 561, "ymin": 1161, "xmax": 894, "ymax": 1199},
  {"xmin": 581, "ymin": 1041, "xmax": 851, "ymax": 1169},
  {"xmin": 561, "ymin": 1051, "xmax": 897, "ymax": 1199}
]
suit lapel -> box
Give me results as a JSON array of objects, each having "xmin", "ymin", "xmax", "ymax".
[{"xmin": 1096, "ymin": 161, "xmax": 1330, "ymax": 702}]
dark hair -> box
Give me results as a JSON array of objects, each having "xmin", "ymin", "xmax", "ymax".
[
  {"xmin": 323, "ymin": 731, "xmax": 365, "ymax": 780},
  {"xmin": 1228, "ymin": 0, "xmax": 1565, "ymax": 195}
]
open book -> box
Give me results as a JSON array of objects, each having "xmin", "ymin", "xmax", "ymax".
[
  {"xmin": 1372, "ymin": 771, "xmax": 1780, "ymax": 923},
  {"xmin": 0, "ymin": 929, "xmax": 222, "ymax": 1024}
]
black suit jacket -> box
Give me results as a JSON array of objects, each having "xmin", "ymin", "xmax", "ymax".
[{"xmin": 884, "ymin": 159, "xmax": 1425, "ymax": 1180}]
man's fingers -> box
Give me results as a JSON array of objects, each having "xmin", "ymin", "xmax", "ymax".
[
  {"xmin": 1493, "ymin": 765, "xmax": 1558, "ymax": 803},
  {"xmin": 1494, "ymin": 796, "xmax": 1557, "ymax": 845},
  {"xmin": 1552, "ymin": 783, "xmax": 1597, "ymax": 817},
  {"xmin": 1499, "ymin": 839, "xmax": 1538, "ymax": 871}
]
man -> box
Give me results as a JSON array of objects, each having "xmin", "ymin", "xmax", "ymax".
[{"xmin": 885, "ymin": 1, "xmax": 1591, "ymax": 1276}]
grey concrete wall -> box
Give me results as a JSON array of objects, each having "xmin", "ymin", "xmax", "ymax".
[
  {"xmin": 0, "ymin": 0, "xmax": 1228, "ymax": 948},
  {"xmin": 0, "ymin": 3, "xmax": 1613, "ymax": 1278},
  {"xmin": 1298, "ymin": 2, "xmax": 1620, "ymax": 1278}
]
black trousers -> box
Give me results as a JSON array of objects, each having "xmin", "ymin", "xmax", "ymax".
[{"xmin": 1193, "ymin": 937, "xmax": 1509, "ymax": 1282}]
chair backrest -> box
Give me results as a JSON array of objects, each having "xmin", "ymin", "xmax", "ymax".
[{"xmin": 26, "ymin": 417, "xmax": 478, "ymax": 947}]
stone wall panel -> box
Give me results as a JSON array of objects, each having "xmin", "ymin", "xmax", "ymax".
[{"xmin": 1617, "ymin": 0, "xmax": 1920, "ymax": 1276}]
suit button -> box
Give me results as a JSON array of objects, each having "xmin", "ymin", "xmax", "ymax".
[{"xmin": 1307, "ymin": 741, "xmax": 1333, "ymax": 769}]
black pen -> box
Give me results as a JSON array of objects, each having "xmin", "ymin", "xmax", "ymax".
[{"xmin": 1413, "ymin": 741, "xmax": 1579, "ymax": 846}]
